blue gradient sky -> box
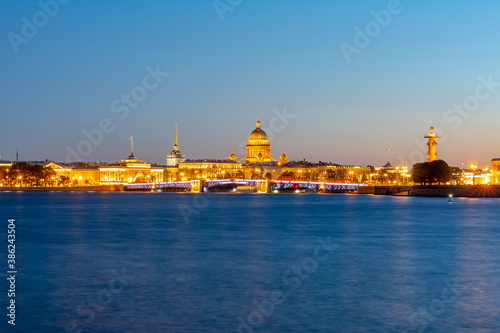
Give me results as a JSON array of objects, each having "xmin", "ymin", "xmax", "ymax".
[{"xmin": 1, "ymin": 0, "xmax": 500, "ymax": 167}]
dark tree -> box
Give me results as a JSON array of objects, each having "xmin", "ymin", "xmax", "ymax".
[
  {"xmin": 413, "ymin": 160, "xmax": 451, "ymax": 185},
  {"xmin": 429, "ymin": 160, "xmax": 452, "ymax": 184},
  {"xmin": 412, "ymin": 163, "xmax": 427, "ymax": 184}
]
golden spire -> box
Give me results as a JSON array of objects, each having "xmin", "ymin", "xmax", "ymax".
[
  {"xmin": 174, "ymin": 122, "xmax": 179, "ymax": 148},
  {"xmin": 256, "ymin": 117, "xmax": 261, "ymax": 129}
]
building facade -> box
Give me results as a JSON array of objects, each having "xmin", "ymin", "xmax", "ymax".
[
  {"xmin": 245, "ymin": 118, "xmax": 273, "ymax": 164},
  {"xmin": 100, "ymin": 155, "xmax": 164, "ymax": 184},
  {"xmin": 279, "ymin": 161, "xmax": 371, "ymax": 183},
  {"xmin": 176, "ymin": 160, "xmax": 242, "ymax": 181},
  {"xmin": 491, "ymin": 159, "xmax": 500, "ymax": 184},
  {"xmin": 43, "ymin": 155, "xmax": 163, "ymax": 186}
]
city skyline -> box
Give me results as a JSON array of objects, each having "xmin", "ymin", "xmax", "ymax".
[
  {"xmin": 2, "ymin": 1, "xmax": 500, "ymax": 167},
  {"xmin": 4, "ymin": 3, "xmax": 500, "ymax": 332},
  {"xmin": 1, "ymin": 118, "xmax": 497, "ymax": 170}
]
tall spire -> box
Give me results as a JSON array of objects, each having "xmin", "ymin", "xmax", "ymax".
[
  {"xmin": 128, "ymin": 136, "xmax": 135, "ymax": 159},
  {"xmin": 174, "ymin": 122, "xmax": 179, "ymax": 149},
  {"xmin": 166, "ymin": 122, "xmax": 185, "ymax": 166}
]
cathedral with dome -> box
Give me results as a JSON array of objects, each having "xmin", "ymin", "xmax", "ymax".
[
  {"xmin": 241, "ymin": 118, "xmax": 288, "ymax": 166},
  {"xmin": 161, "ymin": 118, "xmax": 290, "ymax": 182},
  {"xmin": 245, "ymin": 118, "xmax": 273, "ymax": 164}
]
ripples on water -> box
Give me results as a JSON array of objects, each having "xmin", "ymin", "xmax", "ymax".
[{"xmin": 2, "ymin": 192, "xmax": 500, "ymax": 332}]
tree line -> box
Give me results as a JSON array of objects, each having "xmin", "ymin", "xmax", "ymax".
[
  {"xmin": 0, "ymin": 162, "xmax": 56, "ymax": 187},
  {"xmin": 412, "ymin": 160, "xmax": 452, "ymax": 185}
]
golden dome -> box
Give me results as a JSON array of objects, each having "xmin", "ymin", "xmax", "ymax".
[
  {"xmin": 245, "ymin": 118, "xmax": 272, "ymax": 164},
  {"xmin": 248, "ymin": 118, "xmax": 269, "ymax": 142}
]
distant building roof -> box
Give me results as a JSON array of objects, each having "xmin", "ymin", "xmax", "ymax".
[
  {"xmin": 283, "ymin": 160, "xmax": 359, "ymax": 168},
  {"xmin": 45, "ymin": 162, "xmax": 76, "ymax": 167},
  {"xmin": 245, "ymin": 162, "xmax": 279, "ymax": 166},
  {"xmin": 183, "ymin": 159, "xmax": 238, "ymax": 163},
  {"xmin": 73, "ymin": 165, "xmax": 99, "ymax": 169}
]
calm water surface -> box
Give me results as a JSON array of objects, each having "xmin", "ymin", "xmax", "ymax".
[{"xmin": 1, "ymin": 192, "xmax": 500, "ymax": 332}]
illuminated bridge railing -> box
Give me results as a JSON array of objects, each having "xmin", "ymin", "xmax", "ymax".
[
  {"xmin": 273, "ymin": 181, "xmax": 365, "ymax": 192},
  {"xmin": 124, "ymin": 181, "xmax": 192, "ymax": 191},
  {"xmin": 206, "ymin": 179, "xmax": 258, "ymax": 188},
  {"xmin": 156, "ymin": 181, "xmax": 191, "ymax": 189},
  {"xmin": 123, "ymin": 180, "xmax": 367, "ymax": 192},
  {"xmin": 273, "ymin": 181, "xmax": 321, "ymax": 190},
  {"xmin": 324, "ymin": 183, "xmax": 360, "ymax": 191},
  {"xmin": 124, "ymin": 183, "xmax": 154, "ymax": 190}
]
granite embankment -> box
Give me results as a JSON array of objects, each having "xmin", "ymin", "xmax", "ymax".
[
  {"xmin": 0, "ymin": 185, "xmax": 124, "ymax": 192},
  {"xmin": 359, "ymin": 185, "xmax": 500, "ymax": 197}
]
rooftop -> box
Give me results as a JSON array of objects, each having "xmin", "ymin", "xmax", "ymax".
[{"xmin": 183, "ymin": 159, "xmax": 238, "ymax": 163}]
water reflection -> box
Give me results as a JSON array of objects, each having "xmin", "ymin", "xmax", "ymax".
[{"xmin": 1, "ymin": 192, "xmax": 500, "ymax": 332}]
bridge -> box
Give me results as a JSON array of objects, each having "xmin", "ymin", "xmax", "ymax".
[
  {"xmin": 204, "ymin": 179, "xmax": 269, "ymax": 193},
  {"xmin": 124, "ymin": 179, "xmax": 364, "ymax": 193},
  {"xmin": 125, "ymin": 181, "xmax": 192, "ymax": 191},
  {"xmin": 272, "ymin": 181, "xmax": 361, "ymax": 193},
  {"xmin": 124, "ymin": 179, "xmax": 264, "ymax": 192}
]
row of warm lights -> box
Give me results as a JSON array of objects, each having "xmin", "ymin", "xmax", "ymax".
[{"xmin": 469, "ymin": 164, "xmax": 491, "ymax": 171}]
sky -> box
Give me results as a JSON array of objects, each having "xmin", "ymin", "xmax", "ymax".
[{"xmin": 1, "ymin": 0, "xmax": 500, "ymax": 168}]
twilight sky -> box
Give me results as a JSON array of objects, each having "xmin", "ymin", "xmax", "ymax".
[{"xmin": 1, "ymin": 0, "xmax": 500, "ymax": 167}]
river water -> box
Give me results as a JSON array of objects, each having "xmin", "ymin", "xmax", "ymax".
[{"xmin": 1, "ymin": 192, "xmax": 500, "ymax": 332}]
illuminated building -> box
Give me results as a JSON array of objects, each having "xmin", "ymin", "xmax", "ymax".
[
  {"xmin": 242, "ymin": 163, "xmax": 282, "ymax": 180},
  {"xmin": 43, "ymin": 162, "xmax": 75, "ymax": 184},
  {"xmin": 492, "ymin": 159, "xmax": 500, "ymax": 184},
  {"xmin": 43, "ymin": 155, "xmax": 163, "ymax": 186},
  {"xmin": 166, "ymin": 122, "xmax": 185, "ymax": 166},
  {"xmin": 73, "ymin": 165, "xmax": 100, "ymax": 185},
  {"xmin": 176, "ymin": 159, "xmax": 242, "ymax": 181},
  {"xmin": 42, "ymin": 162, "xmax": 101, "ymax": 186},
  {"xmin": 371, "ymin": 164, "xmax": 411, "ymax": 185},
  {"xmin": 100, "ymin": 155, "xmax": 163, "ymax": 184},
  {"xmin": 245, "ymin": 118, "xmax": 272, "ymax": 164},
  {"xmin": 0, "ymin": 161, "xmax": 13, "ymax": 186},
  {"xmin": 461, "ymin": 164, "xmax": 491, "ymax": 185},
  {"xmin": 279, "ymin": 161, "xmax": 371, "ymax": 183},
  {"xmin": 0, "ymin": 161, "xmax": 12, "ymax": 168},
  {"xmin": 424, "ymin": 127, "xmax": 440, "ymax": 162}
]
